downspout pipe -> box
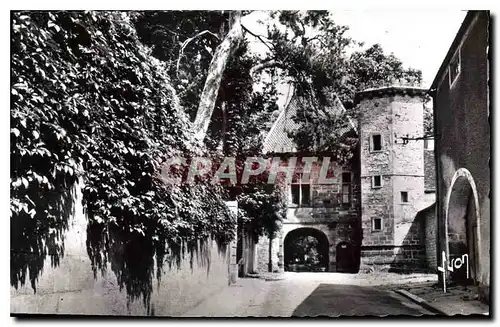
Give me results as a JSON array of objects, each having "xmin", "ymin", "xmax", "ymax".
[{"xmin": 428, "ymin": 87, "xmax": 446, "ymax": 287}]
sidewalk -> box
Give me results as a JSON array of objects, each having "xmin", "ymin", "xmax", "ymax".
[{"xmin": 394, "ymin": 282, "xmax": 490, "ymax": 316}]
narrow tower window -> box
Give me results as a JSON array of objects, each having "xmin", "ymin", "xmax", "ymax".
[
  {"xmin": 371, "ymin": 134, "xmax": 382, "ymax": 151},
  {"xmin": 372, "ymin": 175, "xmax": 382, "ymax": 188},
  {"xmin": 372, "ymin": 218, "xmax": 383, "ymax": 232},
  {"xmin": 401, "ymin": 191, "xmax": 409, "ymax": 203}
]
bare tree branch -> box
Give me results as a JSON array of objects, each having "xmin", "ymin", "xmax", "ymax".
[
  {"xmin": 176, "ymin": 30, "xmax": 220, "ymax": 79},
  {"xmin": 249, "ymin": 59, "xmax": 282, "ymax": 78},
  {"xmin": 241, "ymin": 24, "xmax": 274, "ymax": 52},
  {"xmin": 192, "ymin": 12, "xmax": 243, "ymax": 143},
  {"xmin": 305, "ymin": 34, "xmax": 327, "ymax": 47}
]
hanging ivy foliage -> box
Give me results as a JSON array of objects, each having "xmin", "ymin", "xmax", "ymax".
[{"xmin": 11, "ymin": 11, "xmax": 235, "ymax": 311}]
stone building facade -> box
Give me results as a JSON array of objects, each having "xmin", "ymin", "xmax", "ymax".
[
  {"xmin": 356, "ymin": 87, "xmax": 436, "ymax": 272},
  {"xmin": 246, "ymin": 94, "xmax": 362, "ymax": 274},
  {"xmin": 429, "ymin": 11, "xmax": 490, "ymax": 303},
  {"xmin": 244, "ymin": 86, "xmax": 438, "ymax": 275}
]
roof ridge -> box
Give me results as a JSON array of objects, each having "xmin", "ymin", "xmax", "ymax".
[
  {"xmin": 263, "ymin": 90, "xmax": 358, "ymax": 154},
  {"xmin": 263, "ymin": 84, "xmax": 295, "ymax": 146}
]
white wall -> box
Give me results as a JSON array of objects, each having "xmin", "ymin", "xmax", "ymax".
[{"xmin": 11, "ymin": 186, "xmax": 233, "ymax": 316}]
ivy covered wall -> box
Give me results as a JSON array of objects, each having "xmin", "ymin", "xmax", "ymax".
[{"xmin": 11, "ymin": 11, "xmax": 236, "ymax": 313}]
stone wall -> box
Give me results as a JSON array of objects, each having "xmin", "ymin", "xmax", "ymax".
[
  {"xmin": 392, "ymin": 176, "xmax": 425, "ymax": 245},
  {"xmin": 255, "ymin": 234, "xmax": 281, "ymax": 273},
  {"xmin": 11, "ymin": 187, "xmax": 233, "ymax": 316},
  {"xmin": 433, "ymin": 12, "xmax": 489, "ymax": 302},
  {"xmin": 424, "ymin": 150, "xmax": 436, "ymax": 192},
  {"xmin": 278, "ymin": 157, "xmax": 359, "ymax": 211},
  {"xmin": 360, "ymin": 175, "xmax": 394, "ymax": 246},
  {"xmin": 358, "ymin": 88, "xmax": 429, "ymax": 271},
  {"xmin": 391, "ymin": 98, "xmax": 424, "ymax": 176},
  {"xmin": 358, "ymin": 95, "xmax": 394, "ymax": 248},
  {"xmin": 360, "ymin": 246, "xmax": 424, "ymax": 269}
]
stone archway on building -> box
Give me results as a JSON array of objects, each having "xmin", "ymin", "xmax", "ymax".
[
  {"xmin": 283, "ymin": 227, "xmax": 330, "ymax": 272},
  {"xmin": 444, "ymin": 168, "xmax": 481, "ymax": 283}
]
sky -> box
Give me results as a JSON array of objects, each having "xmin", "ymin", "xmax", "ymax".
[
  {"xmin": 242, "ymin": 10, "xmax": 468, "ymax": 100},
  {"xmin": 332, "ymin": 10, "xmax": 468, "ymax": 88}
]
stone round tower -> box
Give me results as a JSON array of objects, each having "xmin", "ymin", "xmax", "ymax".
[{"xmin": 356, "ymin": 86, "xmax": 430, "ymax": 272}]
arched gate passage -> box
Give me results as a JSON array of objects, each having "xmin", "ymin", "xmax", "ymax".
[
  {"xmin": 445, "ymin": 168, "xmax": 481, "ymax": 283},
  {"xmin": 283, "ymin": 228, "xmax": 329, "ymax": 272}
]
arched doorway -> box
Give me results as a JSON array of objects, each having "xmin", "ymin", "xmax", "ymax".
[
  {"xmin": 445, "ymin": 168, "xmax": 481, "ymax": 283},
  {"xmin": 284, "ymin": 228, "xmax": 329, "ymax": 272}
]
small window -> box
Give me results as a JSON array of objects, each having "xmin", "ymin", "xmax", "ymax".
[
  {"xmin": 449, "ymin": 49, "xmax": 461, "ymax": 87},
  {"xmin": 372, "ymin": 175, "xmax": 382, "ymax": 188},
  {"xmin": 372, "ymin": 218, "xmax": 383, "ymax": 232},
  {"xmin": 371, "ymin": 134, "xmax": 382, "ymax": 151},
  {"xmin": 401, "ymin": 191, "xmax": 409, "ymax": 203},
  {"xmin": 290, "ymin": 183, "xmax": 311, "ymax": 206}
]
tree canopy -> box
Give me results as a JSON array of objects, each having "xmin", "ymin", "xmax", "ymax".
[{"xmin": 136, "ymin": 10, "xmax": 423, "ymax": 161}]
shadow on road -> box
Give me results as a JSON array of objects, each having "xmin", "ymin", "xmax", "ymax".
[{"xmin": 292, "ymin": 284, "xmax": 433, "ymax": 317}]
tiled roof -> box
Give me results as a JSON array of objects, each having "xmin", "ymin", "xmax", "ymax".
[
  {"xmin": 262, "ymin": 96, "xmax": 300, "ymax": 154},
  {"xmin": 263, "ymin": 93, "xmax": 356, "ymax": 154},
  {"xmin": 354, "ymin": 86, "xmax": 428, "ymax": 106}
]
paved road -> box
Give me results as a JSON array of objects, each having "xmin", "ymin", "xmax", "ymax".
[
  {"xmin": 182, "ymin": 272, "xmax": 435, "ymax": 317},
  {"xmin": 292, "ymin": 284, "xmax": 431, "ymax": 317}
]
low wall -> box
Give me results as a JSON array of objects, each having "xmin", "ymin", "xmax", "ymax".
[
  {"xmin": 360, "ymin": 217, "xmax": 426, "ymax": 272},
  {"xmin": 360, "ymin": 245, "xmax": 425, "ymax": 272},
  {"xmin": 11, "ymin": 188, "xmax": 233, "ymax": 316},
  {"xmin": 360, "ymin": 201, "xmax": 432, "ymax": 273}
]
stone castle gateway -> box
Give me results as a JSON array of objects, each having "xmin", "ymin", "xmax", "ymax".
[{"xmin": 241, "ymin": 86, "xmax": 437, "ymax": 275}]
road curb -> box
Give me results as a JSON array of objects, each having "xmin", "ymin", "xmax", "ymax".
[
  {"xmin": 395, "ymin": 289, "xmax": 448, "ymax": 316},
  {"xmin": 258, "ymin": 273, "xmax": 286, "ymax": 281},
  {"xmin": 263, "ymin": 275, "xmax": 286, "ymax": 281}
]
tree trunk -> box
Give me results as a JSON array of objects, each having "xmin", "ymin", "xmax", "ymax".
[
  {"xmin": 192, "ymin": 11, "xmax": 243, "ymax": 143},
  {"xmin": 268, "ymin": 235, "xmax": 273, "ymax": 272}
]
